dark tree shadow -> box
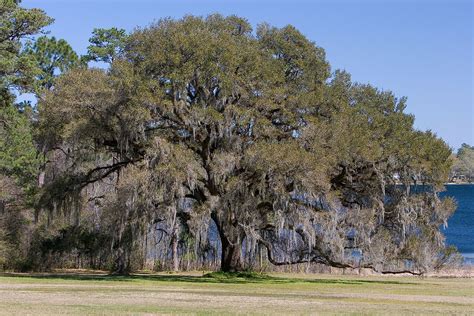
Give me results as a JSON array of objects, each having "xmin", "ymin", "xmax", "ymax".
[{"xmin": 0, "ymin": 271, "xmax": 421, "ymax": 286}]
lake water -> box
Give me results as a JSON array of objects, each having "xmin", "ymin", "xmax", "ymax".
[{"xmin": 440, "ymin": 184, "xmax": 474, "ymax": 264}]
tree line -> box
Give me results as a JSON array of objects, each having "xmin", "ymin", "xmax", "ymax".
[
  {"xmin": 450, "ymin": 144, "xmax": 474, "ymax": 183},
  {"xmin": 0, "ymin": 0, "xmax": 462, "ymax": 274}
]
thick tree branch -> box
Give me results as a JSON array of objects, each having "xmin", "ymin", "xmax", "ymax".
[{"xmin": 257, "ymin": 238, "xmax": 423, "ymax": 275}]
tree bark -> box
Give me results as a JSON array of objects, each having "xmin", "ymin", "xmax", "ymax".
[
  {"xmin": 113, "ymin": 246, "xmax": 130, "ymax": 275},
  {"xmin": 220, "ymin": 235, "xmax": 243, "ymax": 272},
  {"xmin": 171, "ymin": 225, "xmax": 179, "ymax": 272},
  {"xmin": 170, "ymin": 208, "xmax": 180, "ymax": 272},
  {"xmin": 212, "ymin": 211, "xmax": 244, "ymax": 272}
]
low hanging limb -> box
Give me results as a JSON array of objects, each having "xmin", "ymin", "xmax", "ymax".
[{"xmin": 257, "ymin": 238, "xmax": 423, "ymax": 276}]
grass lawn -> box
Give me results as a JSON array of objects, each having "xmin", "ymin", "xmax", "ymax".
[{"xmin": 0, "ymin": 271, "xmax": 473, "ymax": 315}]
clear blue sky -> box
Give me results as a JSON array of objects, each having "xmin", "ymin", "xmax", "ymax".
[{"xmin": 23, "ymin": 0, "xmax": 473, "ymax": 150}]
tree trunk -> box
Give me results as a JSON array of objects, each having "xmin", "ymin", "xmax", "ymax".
[
  {"xmin": 171, "ymin": 229, "xmax": 179, "ymax": 272},
  {"xmin": 113, "ymin": 246, "xmax": 129, "ymax": 275},
  {"xmin": 221, "ymin": 236, "xmax": 243, "ymax": 272},
  {"xmin": 212, "ymin": 211, "xmax": 244, "ymax": 272},
  {"xmin": 170, "ymin": 211, "xmax": 180, "ymax": 272}
]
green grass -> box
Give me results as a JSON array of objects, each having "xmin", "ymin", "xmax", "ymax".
[{"xmin": 0, "ymin": 271, "xmax": 473, "ymax": 315}]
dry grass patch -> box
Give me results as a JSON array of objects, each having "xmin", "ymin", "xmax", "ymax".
[{"xmin": 0, "ymin": 271, "xmax": 472, "ymax": 315}]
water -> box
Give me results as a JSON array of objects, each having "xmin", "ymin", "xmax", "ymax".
[{"xmin": 440, "ymin": 184, "xmax": 474, "ymax": 264}]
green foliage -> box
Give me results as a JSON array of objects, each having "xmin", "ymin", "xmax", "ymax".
[
  {"xmin": 23, "ymin": 36, "xmax": 80, "ymax": 92},
  {"xmin": 0, "ymin": 103, "xmax": 41, "ymax": 273},
  {"xmin": 22, "ymin": 224, "xmax": 111, "ymax": 271},
  {"xmin": 451, "ymin": 143, "xmax": 474, "ymax": 181},
  {"xmin": 0, "ymin": 0, "xmax": 53, "ymax": 272},
  {"xmin": 0, "ymin": 103, "xmax": 41, "ymax": 189},
  {"xmin": 0, "ymin": 0, "xmax": 50, "ymax": 191},
  {"xmin": 86, "ymin": 27, "xmax": 128, "ymax": 63},
  {"xmin": 0, "ymin": 0, "xmax": 52, "ymax": 94}
]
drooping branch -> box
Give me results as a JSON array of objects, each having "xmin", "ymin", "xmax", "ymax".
[{"xmin": 258, "ymin": 236, "xmax": 424, "ymax": 275}]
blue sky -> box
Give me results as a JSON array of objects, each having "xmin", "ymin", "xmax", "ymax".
[{"xmin": 23, "ymin": 0, "xmax": 473, "ymax": 150}]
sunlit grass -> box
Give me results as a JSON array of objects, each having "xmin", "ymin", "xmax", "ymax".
[{"xmin": 0, "ymin": 272, "xmax": 472, "ymax": 315}]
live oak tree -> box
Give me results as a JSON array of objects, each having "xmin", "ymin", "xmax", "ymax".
[{"xmin": 38, "ymin": 15, "xmax": 457, "ymax": 274}]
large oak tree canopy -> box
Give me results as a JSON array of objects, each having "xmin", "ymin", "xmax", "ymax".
[{"xmin": 38, "ymin": 15, "xmax": 455, "ymax": 274}]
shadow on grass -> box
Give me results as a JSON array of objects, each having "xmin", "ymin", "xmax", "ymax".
[{"xmin": 0, "ymin": 271, "xmax": 419, "ymax": 286}]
